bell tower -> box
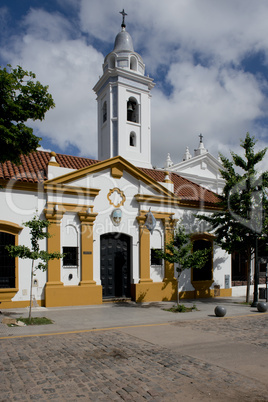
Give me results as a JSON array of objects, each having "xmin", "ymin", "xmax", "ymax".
[{"xmin": 93, "ymin": 10, "xmax": 155, "ymax": 168}]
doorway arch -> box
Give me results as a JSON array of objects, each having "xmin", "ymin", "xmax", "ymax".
[{"xmin": 100, "ymin": 233, "xmax": 131, "ymax": 299}]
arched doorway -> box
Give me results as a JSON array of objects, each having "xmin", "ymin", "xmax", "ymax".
[
  {"xmin": 191, "ymin": 237, "xmax": 213, "ymax": 298},
  {"xmin": 192, "ymin": 239, "xmax": 212, "ymax": 281},
  {"xmin": 100, "ymin": 233, "xmax": 131, "ymax": 299}
]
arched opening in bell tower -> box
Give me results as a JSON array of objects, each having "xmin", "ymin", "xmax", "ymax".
[
  {"xmin": 130, "ymin": 56, "xmax": 137, "ymax": 71},
  {"xmin": 109, "ymin": 54, "xmax": 116, "ymax": 69},
  {"xmin": 127, "ymin": 97, "xmax": 139, "ymax": 123},
  {"xmin": 102, "ymin": 101, "xmax": 107, "ymax": 123}
]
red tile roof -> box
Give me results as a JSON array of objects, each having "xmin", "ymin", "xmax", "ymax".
[
  {"xmin": 0, "ymin": 151, "xmax": 99, "ymax": 183},
  {"xmin": 140, "ymin": 168, "xmax": 219, "ymax": 205},
  {"xmin": 0, "ymin": 151, "xmax": 219, "ymax": 205}
]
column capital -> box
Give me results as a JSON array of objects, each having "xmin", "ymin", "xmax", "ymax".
[
  {"xmin": 78, "ymin": 211, "xmax": 98, "ymax": 224},
  {"xmin": 44, "ymin": 210, "xmax": 64, "ymax": 223},
  {"xmin": 136, "ymin": 214, "xmax": 147, "ymax": 226}
]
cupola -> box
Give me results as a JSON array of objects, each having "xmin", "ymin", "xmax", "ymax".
[
  {"xmin": 113, "ymin": 29, "xmax": 134, "ymax": 52},
  {"xmin": 103, "ymin": 10, "xmax": 145, "ymax": 76}
]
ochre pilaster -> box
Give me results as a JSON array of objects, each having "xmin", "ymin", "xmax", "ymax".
[
  {"xmin": 136, "ymin": 215, "xmax": 152, "ymax": 283},
  {"xmin": 44, "ymin": 206, "xmax": 64, "ymax": 286},
  {"xmin": 162, "ymin": 217, "xmax": 177, "ymax": 281},
  {"xmin": 78, "ymin": 211, "xmax": 98, "ymax": 285}
]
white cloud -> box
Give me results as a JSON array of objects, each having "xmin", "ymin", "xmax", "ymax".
[
  {"xmin": 152, "ymin": 62, "xmax": 266, "ymax": 165},
  {"xmin": 79, "ymin": 0, "xmax": 126, "ymax": 41},
  {"xmin": 125, "ymin": 0, "xmax": 268, "ymax": 67},
  {"xmin": 1, "ymin": 8, "xmax": 103, "ymax": 159},
  {"xmin": 1, "ymin": 1, "xmax": 268, "ymax": 169},
  {"xmin": 78, "ymin": 0, "xmax": 268, "ymax": 166},
  {"xmin": 22, "ymin": 8, "xmax": 74, "ymax": 41}
]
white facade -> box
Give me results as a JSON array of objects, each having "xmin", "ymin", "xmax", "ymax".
[{"xmin": 0, "ymin": 155, "xmax": 233, "ymax": 307}]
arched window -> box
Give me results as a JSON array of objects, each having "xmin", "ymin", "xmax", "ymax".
[
  {"xmin": 0, "ymin": 232, "xmax": 15, "ymax": 288},
  {"xmin": 102, "ymin": 101, "xmax": 107, "ymax": 123},
  {"xmin": 0, "ymin": 221, "xmax": 22, "ymax": 294},
  {"xmin": 127, "ymin": 97, "xmax": 139, "ymax": 123},
  {"xmin": 129, "ymin": 132, "xmax": 136, "ymax": 147},
  {"xmin": 130, "ymin": 56, "xmax": 137, "ymax": 71},
  {"xmin": 109, "ymin": 55, "xmax": 116, "ymax": 69}
]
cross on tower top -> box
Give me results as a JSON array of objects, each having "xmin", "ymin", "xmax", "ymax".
[
  {"xmin": 120, "ymin": 9, "xmax": 127, "ymax": 28},
  {"xmin": 199, "ymin": 133, "xmax": 203, "ymax": 143}
]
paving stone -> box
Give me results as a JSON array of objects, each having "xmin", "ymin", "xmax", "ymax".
[{"xmin": 0, "ymin": 315, "xmax": 268, "ymax": 401}]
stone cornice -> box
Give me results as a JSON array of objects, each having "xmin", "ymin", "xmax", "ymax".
[
  {"xmin": 135, "ymin": 194, "xmax": 221, "ymax": 211},
  {"xmin": 44, "ymin": 183, "xmax": 100, "ymax": 198},
  {"xmin": 93, "ymin": 67, "xmax": 155, "ymax": 95}
]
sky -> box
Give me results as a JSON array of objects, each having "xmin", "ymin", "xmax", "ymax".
[{"xmin": 1, "ymin": 0, "xmax": 268, "ymax": 168}]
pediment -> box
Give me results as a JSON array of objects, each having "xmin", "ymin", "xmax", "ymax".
[
  {"xmin": 45, "ymin": 156, "xmax": 176, "ymax": 199},
  {"xmin": 171, "ymin": 153, "xmax": 222, "ymax": 178}
]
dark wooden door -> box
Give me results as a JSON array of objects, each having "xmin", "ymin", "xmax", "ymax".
[
  {"xmin": 100, "ymin": 233, "xmax": 131, "ymax": 298},
  {"xmin": 193, "ymin": 239, "xmax": 212, "ymax": 281}
]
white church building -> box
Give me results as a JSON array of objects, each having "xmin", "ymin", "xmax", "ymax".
[{"xmin": 0, "ymin": 15, "xmax": 235, "ymax": 309}]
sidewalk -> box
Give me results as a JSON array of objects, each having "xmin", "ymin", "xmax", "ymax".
[{"xmin": 0, "ymin": 296, "xmax": 265, "ymax": 337}]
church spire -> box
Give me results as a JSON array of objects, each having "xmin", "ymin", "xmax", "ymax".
[{"xmin": 119, "ymin": 9, "xmax": 127, "ymax": 28}]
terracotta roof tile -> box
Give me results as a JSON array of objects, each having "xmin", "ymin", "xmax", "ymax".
[
  {"xmin": 0, "ymin": 151, "xmax": 98, "ymax": 183},
  {"xmin": 0, "ymin": 151, "xmax": 219, "ymax": 205},
  {"xmin": 140, "ymin": 168, "xmax": 219, "ymax": 205}
]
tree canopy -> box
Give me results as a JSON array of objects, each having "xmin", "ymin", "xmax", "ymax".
[
  {"xmin": 197, "ymin": 133, "xmax": 268, "ymax": 301},
  {"xmin": 0, "ymin": 65, "xmax": 55, "ymax": 164},
  {"xmin": 155, "ymin": 223, "xmax": 210, "ymax": 304},
  {"xmin": 156, "ymin": 224, "xmax": 210, "ymax": 271}
]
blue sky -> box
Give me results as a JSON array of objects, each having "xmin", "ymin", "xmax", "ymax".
[{"xmin": 1, "ymin": 0, "xmax": 268, "ymax": 167}]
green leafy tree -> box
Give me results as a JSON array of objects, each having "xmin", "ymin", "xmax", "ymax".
[
  {"xmin": 6, "ymin": 216, "xmax": 63, "ymax": 321},
  {"xmin": 155, "ymin": 223, "xmax": 210, "ymax": 304},
  {"xmin": 197, "ymin": 133, "xmax": 268, "ymax": 302},
  {"xmin": 0, "ymin": 65, "xmax": 55, "ymax": 164}
]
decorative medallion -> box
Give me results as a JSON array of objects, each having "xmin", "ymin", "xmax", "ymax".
[
  {"xmin": 111, "ymin": 208, "xmax": 122, "ymax": 226},
  {"xmin": 144, "ymin": 209, "xmax": 157, "ymax": 234},
  {"xmin": 107, "ymin": 187, "xmax": 126, "ymax": 208}
]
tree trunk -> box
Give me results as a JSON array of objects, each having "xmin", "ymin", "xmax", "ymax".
[
  {"xmin": 246, "ymin": 248, "xmax": 251, "ymax": 303},
  {"xmin": 29, "ymin": 259, "xmax": 34, "ymax": 322},
  {"xmin": 176, "ymin": 274, "xmax": 181, "ymax": 305}
]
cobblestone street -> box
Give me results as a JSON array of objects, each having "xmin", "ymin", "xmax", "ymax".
[
  {"xmin": 1, "ymin": 313, "xmax": 267, "ymax": 401},
  {"xmin": 172, "ymin": 313, "xmax": 268, "ymax": 349}
]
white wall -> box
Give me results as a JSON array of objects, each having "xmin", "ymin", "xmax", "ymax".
[{"xmin": 1, "ymin": 186, "xmax": 47, "ymax": 302}]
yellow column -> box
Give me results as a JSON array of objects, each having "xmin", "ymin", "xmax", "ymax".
[
  {"xmin": 44, "ymin": 207, "xmax": 64, "ymax": 286},
  {"xmin": 162, "ymin": 217, "xmax": 177, "ymax": 281},
  {"xmin": 78, "ymin": 211, "xmax": 98, "ymax": 286},
  {"xmin": 137, "ymin": 215, "xmax": 152, "ymax": 283}
]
